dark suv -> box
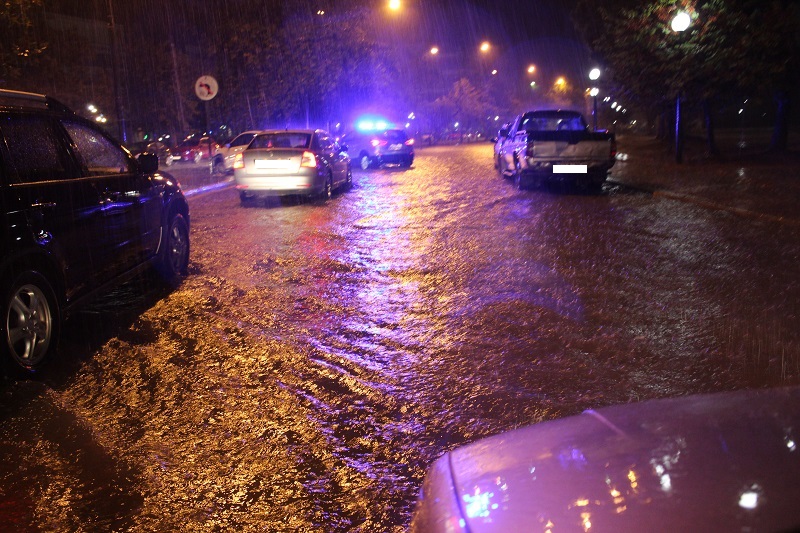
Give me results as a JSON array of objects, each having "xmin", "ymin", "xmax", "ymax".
[
  {"xmin": 0, "ymin": 89, "xmax": 190, "ymax": 376},
  {"xmin": 342, "ymin": 128, "xmax": 414, "ymax": 170}
]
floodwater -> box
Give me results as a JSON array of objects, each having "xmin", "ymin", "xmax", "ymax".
[{"xmin": 2, "ymin": 143, "xmax": 799, "ymax": 531}]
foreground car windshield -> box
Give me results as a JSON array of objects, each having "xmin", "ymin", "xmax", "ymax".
[{"xmin": 250, "ymin": 133, "xmax": 310, "ymax": 149}]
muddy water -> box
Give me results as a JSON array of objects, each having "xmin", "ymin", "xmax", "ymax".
[{"xmin": 2, "ymin": 143, "xmax": 799, "ymax": 531}]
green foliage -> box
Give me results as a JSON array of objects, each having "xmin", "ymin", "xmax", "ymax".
[{"xmin": 0, "ymin": 0, "xmax": 47, "ymax": 80}]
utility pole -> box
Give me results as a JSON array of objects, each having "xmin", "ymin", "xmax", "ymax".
[{"xmin": 107, "ymin": 0, "xmax": 126, "ymax": 142}]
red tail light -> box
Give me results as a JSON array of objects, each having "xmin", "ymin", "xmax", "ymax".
[
  {"xmin": 300, "ymin": 151, "xmax": 317, "ymax": 168},
  {"xmin": 370, "ymin": 139, "xmax": 388, "ymax": 147},
  {"xmin": 610, "ymin": 139, "xmax": 617, "ymax": 160},
  {"xmin": 404, "ymin": 139, "xmax": 414, "ymax": 146}
]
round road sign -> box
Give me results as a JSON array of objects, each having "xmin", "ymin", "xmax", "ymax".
[{"xmin": 195, "ymin": 76, "xmax": 218, "ymax": 101}]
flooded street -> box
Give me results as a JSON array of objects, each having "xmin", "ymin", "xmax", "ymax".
[{"xmin": 2, "ymin": 143, "xmax": 799, "ymax": 531}]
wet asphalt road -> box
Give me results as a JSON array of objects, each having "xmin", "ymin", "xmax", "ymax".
[{"xmin": 2, "ymin": 143, "xmax": 799, "ymax": 531}]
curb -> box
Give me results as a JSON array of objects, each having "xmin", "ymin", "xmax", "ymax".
[
  {"xmin": 184, "ymin": 177, "xmax": 234, "ymax": 198},
  {"xmin": 606, "ymin": 179, "xmax": 799, "ymax": 226},
  {"xmin": 653, "ymin": 190, "xmax": 800, "ymax": 227}
]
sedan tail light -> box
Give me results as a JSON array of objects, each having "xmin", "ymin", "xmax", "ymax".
[
  {"xmin": 300, "ymin": 151, "xmax": 317, "ymax": 168},
  {"xmin": 233, "ymin": 153, "xmax": 244, "ymax": 169}
]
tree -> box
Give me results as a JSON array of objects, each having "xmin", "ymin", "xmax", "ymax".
[
  {"xmin": 0, "ymin": 0, "xmax": 47, "ymax": 82},
  {"xmin": 433, "ymin": 78, "xmax": 494, "ymax": 140}
]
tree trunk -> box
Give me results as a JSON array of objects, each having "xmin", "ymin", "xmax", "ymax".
[
  {"xmin": 656, "ymin": 108, "xmax": 670, "ymax": 141},
  {"xmin": 770, "ymin": 89, "xmax": 790, "ymax": 152},
  {"xmin": 703, "ymin": 98, "xmax": 718, "ymax": 156}
]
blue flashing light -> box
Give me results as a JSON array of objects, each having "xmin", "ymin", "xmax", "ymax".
[{"xmin": 355, "ymin": 115, "xmax": 396, "ymax": 132}]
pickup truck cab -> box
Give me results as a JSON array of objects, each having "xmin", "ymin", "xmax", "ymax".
[{"xmin": 499, "ymin": 110, "xmax": 616, "ymax": 192}]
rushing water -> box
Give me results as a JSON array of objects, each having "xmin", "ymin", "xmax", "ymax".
[{"xmin": 2, "ymin": 143, "xmax": 799, "ymax": 531}]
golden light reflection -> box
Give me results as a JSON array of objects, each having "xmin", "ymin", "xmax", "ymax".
[
  {"xmin": 581, "ymin": 512, "xmax": 592, "ymax": 531},
  {"xmin": 574, "ymin": 498, "xmax": 590, "ymax": 507},
  {"xmin": 627, "ymin": 469, "xmax": 638, "ymax": 490}
]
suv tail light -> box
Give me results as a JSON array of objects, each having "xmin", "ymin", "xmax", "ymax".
[
  {"xmin": 300, "ymin": 151, "xmax": 317, "ymax": 168},
  {"xmin": 370, "ymin": 139, "xmax": 387, "ymax": 147},
  {"xmin": 233, "ymin": 153, "xmax": 244, "ymax": 169},
  {"xmin": 404, "ymin": 139, "xmax": 414, "ymax": 146}
]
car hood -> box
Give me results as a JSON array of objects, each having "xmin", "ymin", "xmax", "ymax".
[{"xmin": 411, "ymin": 386, "xmax": 800, "ymax": 532}]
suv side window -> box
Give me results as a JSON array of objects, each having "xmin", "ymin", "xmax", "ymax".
[
  {"xmin": 0, "ymin": 114, "xmax": 74, "ymax": 183},
  {"xmin": 318, "ymin": 134, "xmax": 333, "ymax": 152},
  {"xmin": 62, "ymin": 121, "xmax": 133, "ymax": 175}
]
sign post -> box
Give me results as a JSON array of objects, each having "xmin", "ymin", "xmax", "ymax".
[{"xmin": 194, "ymin": 76, "xmax": 218, "ymax": 173}]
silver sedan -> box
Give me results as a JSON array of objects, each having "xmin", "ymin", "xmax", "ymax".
[{"xmin": 233, "ymin": 129, "xmax": 352, "ymax": 203}]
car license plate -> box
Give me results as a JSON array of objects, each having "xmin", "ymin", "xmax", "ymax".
[
  {"xmin": 254, "ymin": 159, "xmax": 291, "ymax": 169},
  {"xmin": 553, "ymin": 164, "xmax": 587, "ymax": 174},
  {"xmin": 389, "ymin": 143, "xmax": 402, "ymax": 151}
]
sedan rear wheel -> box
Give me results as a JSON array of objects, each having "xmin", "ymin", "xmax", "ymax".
[
  {"xmin": 212, "ymin": 157, "xmax": 225, "ymax": 175},
  {"xmin": 2, "ymin": 271, "xmax": 59, "ymax": 375}
]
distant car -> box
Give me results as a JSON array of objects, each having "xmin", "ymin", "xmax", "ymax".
[
  {"xmin": 342, "ymin": 128, "xmax": 414, "ymax": 170},
  {"xmin": 175, "ymin": 135, "xmax": 220, "ymax": 164},
  {"xmin": 128, "ymin": 140, "xmax": 175, "ymax": 167},
  {"xmin": 212, "ymin": 130, "xmax": 261, "ymax": 174},
  {"xmin": 233, "ymin": 129, "xmax": 352, "ymax": 203},
  {"xmin": 0, "ymin": 89, "xmax": 190, "ymax": 376},
  {"xmin": 411, "ymin": 386, "xmax": 800, "ymax": 532}
]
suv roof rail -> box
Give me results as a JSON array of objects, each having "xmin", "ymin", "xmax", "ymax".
[{"xmin": 0, "ymin": 89, "xmax": 75, "ymax": 115}]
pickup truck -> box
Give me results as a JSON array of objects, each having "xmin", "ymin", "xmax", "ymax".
[{"xmin": 498, "ymin": 110, "xmax": 616, "ymax": 192}]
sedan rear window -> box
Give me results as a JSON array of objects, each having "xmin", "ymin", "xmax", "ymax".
[{"xmin": 250, "ymin": 133, "xmax": 310, "ymax": 150}]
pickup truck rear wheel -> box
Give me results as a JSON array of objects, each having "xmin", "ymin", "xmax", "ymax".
[{"xmin": 514, "ymin": 164, "xmax": 531, "ymax": 191}]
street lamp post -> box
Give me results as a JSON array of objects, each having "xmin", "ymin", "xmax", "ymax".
[
  {"xmin": 671, "ymin": 11, "xmax": 691, "ymax": 163},
  {"xmin": 589, "ymin": 68, "xmax": 601, "ymax": 131}
]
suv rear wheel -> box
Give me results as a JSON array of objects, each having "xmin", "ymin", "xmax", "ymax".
[
  {"xmin": 158, "ymin": 213, "xmax": 190, "ymax": 282},
  {"xmin": 1, "ymin": 271, "xmax": 60, "ymax": 375}
]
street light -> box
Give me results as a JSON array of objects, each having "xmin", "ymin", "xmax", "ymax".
[
  {"xmin": 480, "ymin": 41, "xmax": 490, "ymax": 53},
  {"xmin": 671, "ymin": 11, "xmax": 691, "ymax": 32},
  {"xmin": 527, "ymin": 64, "xmax": 536, "ymax": 74},
  {"xmin": 388, "ymin": 0, "xmax": 401, "ymax": 10},
  {"xmin": 589, "ymin": 68, "xmax": 601, "ymax": 130},
  {"xmin": 430, "ymin": 46, "xmax": 439, "ymax": 55},
  {"xmin": 589, "ymin": 88, "xmax": 600, "ymax": 130}
]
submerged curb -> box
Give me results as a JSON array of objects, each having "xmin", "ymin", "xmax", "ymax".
[{"xmin": 653, "ymin": 189, "xmax": 800, "ymax": 227}]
